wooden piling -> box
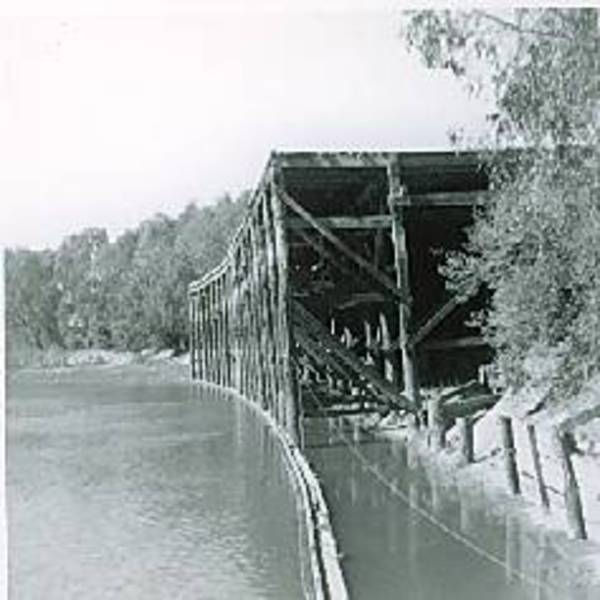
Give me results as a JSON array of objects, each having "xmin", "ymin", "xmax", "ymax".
[
  {"xmin": 427, "ymin": 395, "xmax": 445, "ymax": 450},
  {"xmin": 526, "ymin": 423, "xmax": 550, "ymax": 510},
  {"xmin": 387, "ymin": 160, "xmax": 421, "ymax": 423},
  {"xmin": 379, "ymin": 312, "xmax": 397, "ymax": 385},
  {"xmin": 458, "ymin": 416, "xmax": 474, "ymax": 464},
  {"xmin": 499, "ymin": 416, "xmax": 521, "ymax": 495},
  {"xmin": 189, "ymin": 294, "xmax": 196, "ymax": 380},
  {"xmin": 271, "ymin": 170, "xmax": 300, "ymax": 443},
  {"xmin": 555, "ymin": 428, "xmax": 587, "ymax": 540}
]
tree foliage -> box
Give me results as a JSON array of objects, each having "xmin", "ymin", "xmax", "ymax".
[
  {"xmin": 402, "ymin": 8, "xmax": 600, "ymax": 395},
  {"xmin": 5, "ymin": 193, "xmax": 245, "ymax": 358}
]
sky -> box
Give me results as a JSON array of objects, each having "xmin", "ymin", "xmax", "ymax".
[{"xmin": 0, "ymin": 1, "xmax": 492, "ymax": 250}]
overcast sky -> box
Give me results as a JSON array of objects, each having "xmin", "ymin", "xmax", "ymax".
[{"xmin": 1, "ymin": 1, "xmax": 492, "ymax": 250}]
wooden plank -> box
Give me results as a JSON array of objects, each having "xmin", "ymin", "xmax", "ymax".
[
  {"xmin": 279, "ymin": 188, "xmax": 407, "ymax": 304},
  {"xmin": 286, "ymin": 215, "xmax": 392, "ymax": 230}
]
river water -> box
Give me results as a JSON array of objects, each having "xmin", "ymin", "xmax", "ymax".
[
  {"xmin": 8, "ymin": 371, "xmax": 600, "ymax": 600},
  {"xmin": 7, "ymin": 372, "xmax": 305, "ymax": 600},
  {"xmin": 304, "ymin": 418, "xmax": 600, "ymax": 600}
]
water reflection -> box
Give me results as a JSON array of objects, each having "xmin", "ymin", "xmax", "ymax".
[{"xmin": 304, "ymin": 418, "xmax": 600, "ymax": 600}]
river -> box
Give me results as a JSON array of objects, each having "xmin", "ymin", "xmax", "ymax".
[
  {"xmin": 7, "ymin": 371, "xmax": 305, "ymax": 599},
  {"xmin": 304, "ymin": 418, "xmax": 600, "ymax": 600},
  {"xmin": 7, "ymin": 371, "xmax": 599, "ymax": 599}
]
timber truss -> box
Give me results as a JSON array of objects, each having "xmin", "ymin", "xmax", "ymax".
[{"xmin": 188, "ymin": 151, "xmax": 492, "ymax": 442}]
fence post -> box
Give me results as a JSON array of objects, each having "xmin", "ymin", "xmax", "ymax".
[
  {"xmin": 458, "ymin": 416, "xmax": 474, "ymax": 464},
  {"xmin": 526, "ymin": 423, "xmax": 550, "ymax": 510},
  {"xmin": 499, "ymin": 416, "xmax": 520, "ymax": 495},
  {"xmin": 555, "ymin": 428, "xmax": 587, "ymax": 540}
]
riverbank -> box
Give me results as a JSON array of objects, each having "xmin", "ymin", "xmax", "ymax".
[
  {"xmin": 368, "ymin": 379, "xmax": 600, "ymax": 587},
  {"xmin": 7, "ymin": 348, "xmax": 190, "ymax": 385}
]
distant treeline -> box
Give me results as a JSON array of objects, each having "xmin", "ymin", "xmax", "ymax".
[{"xmin": 6, "ymin": 193, "xmax": 248, "ymax": 360}]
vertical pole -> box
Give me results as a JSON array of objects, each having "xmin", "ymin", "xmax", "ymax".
[
  {"xmin": 270, "ymin": 168, "xmax": 299, "ymax": 444},
  {"xmin": 199, "ymin": 290, "xmax": 206, "ymax": 381},
  {"xmin": 363, "ymin": 320, "xmax": 374, "ymax": 365},
  {"xmin": 387, "ymin": 159, "xmax": 421, "ymax": 425},
  {"xmin": 249, "ymin": 215, "xmax": 269, "ymax": 410},
  {"xmin": 189, "ymin": 293, "xmax": 196, "ymax": 380},
  {"xmin": 458, "ymin": 416, "xmax": 474, "ymax": 464},
  {"xmin": 262, "ymin": 192, "xmax": 281, "ymax": 423},
  {"xmin": 499, "ymin": 416, "xmax": 521, "ymax": 495},
  {"xmin": 379, "ymin": 311, "xmax": 397, "ymax": 384},
  {"xmin": 427, "ymin": 395, "xmax": 445, "ymax": 450},
  {"xmin": 527, "ymin": 423, "xmax": 550, "ymax": 510},
  {"xmin": 194, "ymin": 290, "xmax": 204, "ymax": 379},
  {"xmin": 555, "ymin": 429, "xmax": 587, "ymax": 540},
  {"xmin": 207, "ymin": 283, "xmax": 214, "ymax": 383}
]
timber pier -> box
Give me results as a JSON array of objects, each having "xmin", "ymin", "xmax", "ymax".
[{"xmin": 188, "ymin": 150, "xmax": 492, "ymax": 442}]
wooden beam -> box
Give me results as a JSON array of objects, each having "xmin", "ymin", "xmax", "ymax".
[
  {"xmin": 286, "ymin": 215, "xmax": 392, "ymax": 230},
  {"xmin": 421, "ymin": 336, "xmax": 486, "ymax": 351},
  {"xmin": 408, "ymin": 295, "xmax": 462, "ymax": 350},
  {"xmin": 278, "ymin": 188, "xmax": 407, "ymax": 304},
  {"xmin": 273, "ymin": 150, "xmax": 484, "ymax": 170},
  {"xmin": 335, "ymin": 292, "xmax": 387, "ymax": 310},
  {"xmin": 396, "ymin": 190, "xmax": 492, "ymax": 207}
]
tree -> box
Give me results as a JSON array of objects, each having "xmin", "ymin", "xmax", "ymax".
[
  {"xmin": 401, "ymin": 9, "xmax": 600, "ymax": 395},
  {"xmin": 5, "ymin": 192, "xmax": 248, "ymax": 359},
  {"xmin": 5, "ymin": 248, "xmax": 62, "ymax": 350},
  {"xmin": 53, "ymin": 228, "xmax": 109, "ymax": 349}
]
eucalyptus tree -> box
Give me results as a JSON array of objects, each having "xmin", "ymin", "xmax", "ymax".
[{"xmin": 402, "ymin": 8, "xmax": 600, "ymax": 395}]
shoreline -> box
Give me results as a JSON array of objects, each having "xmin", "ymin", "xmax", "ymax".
[{"xmin": 370, "ymin": 415, "xmax": 600, "ymax": 587}]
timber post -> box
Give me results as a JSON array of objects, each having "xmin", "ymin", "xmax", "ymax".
[
  {"xmin": 458, "ymin": 416, "xmax": 474, "ymax": 464},
  {"xmin": 270, "ymin": 166, "xmax": 300, "ymax": 444},
  {"xmin": 387, "ymin": 159, "xmax": 421, "ymax": 425},
  {"xmin": 555, "ymin": 428, "xmax": 587, "ymax": 540},
  {"xmin": 526, "ymin": 423, "xmax": 550, "ymax": 510},
  {"xmin": 499, "ymin": 416, "xmax": 521, "ymax": 495},
  {"xmin": 189, "ymin": 293, "xmax": 196, "ymax": 379},
  {"xmin": 427, "ymin": 395, "xmax": 445, "ymax": 450}
]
